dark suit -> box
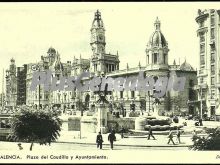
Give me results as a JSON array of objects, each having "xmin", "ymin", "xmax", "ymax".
[
  {"xmin": 108, "ymin": 133, "xmax": 116, "ymax": 149},
  {"xmin": 96, "ymin": 134, "xmax": 103, "ymax": 149}
]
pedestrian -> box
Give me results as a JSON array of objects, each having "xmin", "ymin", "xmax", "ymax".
[
  {"xmin": 108, "ymin": 130, "xmax": 116, "ymax": 150},
  {"xmin": 167, "ymin": 129, "xmax": 175, "ymax": 145},
  {"xmin": 96, "ymin": 132, "xmax": 103, "ymax": 149},
  {"xmin": 147, "ymin": 126, "xmax": 156, "ymax": 140},
  {"xmin": 120, "ymin": 127, "xmax": 125, "ymax": 139},
  {"xmin": 176, "ymin": 128, "xmax": 181, "ymax": 144}
]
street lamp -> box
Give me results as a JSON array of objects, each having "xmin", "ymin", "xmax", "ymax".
[{"xmin": 148, "ymin": 91, "xmax": 153, "ymax": 113}]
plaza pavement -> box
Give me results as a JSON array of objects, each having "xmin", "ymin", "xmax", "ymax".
[
  {"xmin": 56, "ymin": 130, "xmax": 194, "ymax": 147},
  {"xmin": 56, "ymin": 117, "xmax": 220, "ymax": 148}
]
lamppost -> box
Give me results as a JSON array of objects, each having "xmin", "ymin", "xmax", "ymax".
[
  {"xmin": 96, "ymin": 71, "xmax": 108, "ymax": 134},
  {"xmin": 148, "ymin": 91, "xmax": 153, "ymax": 113},
  {"xmin": 31, "ymin": 64, "xmax": 41, "ymax": 110}
]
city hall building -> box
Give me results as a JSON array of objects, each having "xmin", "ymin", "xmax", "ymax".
[{"xmin": 5, "ymin": 10, "xmax": 197, "ymax": 116}]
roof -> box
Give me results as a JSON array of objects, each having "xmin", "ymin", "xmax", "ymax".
[{"xmin": 179, "ymin": 60, "xmax": 195, "ymax": 71}]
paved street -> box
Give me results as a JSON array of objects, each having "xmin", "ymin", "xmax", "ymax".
[{"xmin": 0, "ymin": 141, "xmax": 189, "ymax": 151}]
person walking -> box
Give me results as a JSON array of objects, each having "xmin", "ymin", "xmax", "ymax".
[
  {"xmin": 167, "ymin": 129, "xmax": 175, "ymax": 145},
  {"xmin": 176, "ymin": 128, "xmax": 181, "ymax": 144},
  {"xmin": 96, "ymin": 132, "xmax": 104, "ymax": 149},
  {"xmin": 147, "ymin": 126, "xmax": 156, "ymax": 140},
  {"xmin": 108, "ymin": 130, "xmax": 116, "ymax": 150},
  {"xmin": 120, "ymin": 127, "xmax": 125, "ymax": 139}
]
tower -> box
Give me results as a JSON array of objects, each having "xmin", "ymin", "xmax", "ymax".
[
  {"xmin": 146, "ymin": 17, "xmax": 169, "ymax": 70},
  {"xmin": 90, "ymin": 10, "xmax": 120, "ymax": 75},
  {"xmin": 90, "ymin": 10, "xmax": 106, "ymax": 74},
  {"xmin": 90, "ymin": 10, "xmax": 106, "ymax": 56}
]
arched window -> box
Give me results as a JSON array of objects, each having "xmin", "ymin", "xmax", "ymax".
[
  {"xmin": 153, "ymin": 53, "xmax": 158, "ymax": 64},
  {"xmin": 164, "ymin": 54, "xmax": 167, "ymax": 64}
]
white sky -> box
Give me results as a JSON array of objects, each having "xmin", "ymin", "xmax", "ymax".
[{"xmin": 0, "ymin": 2, "xmax": 220, "ymax": 93}]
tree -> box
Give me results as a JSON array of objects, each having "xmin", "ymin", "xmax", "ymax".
[
  {"xmin": 189, "ymin": 127, "xmax": 220, "ymax": 150},
  {"xmin": 8, "ymin": 107, "xmax": 62, "ymax": 151}
]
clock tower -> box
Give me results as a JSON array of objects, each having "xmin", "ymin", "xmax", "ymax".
[
  {"xmin": 90, "ymin": 10, "xmax": 120, "ymax": 75},
  {"xmin": 90, "ymin": 10, "xmax": 106, "ymax": 56}
]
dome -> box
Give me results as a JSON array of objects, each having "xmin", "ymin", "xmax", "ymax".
[
  {"xmin": 149, "ymin": 31, "xmax": 167, "ymax": 47},
  {"xmin": 47, "ymin": 47, "xmax": 56, "ymax": 54},
  {"xmin": 148, "ymin": 17, "xmax": 167, "ymax": 47},
  {"xmin": 179, "ymin": 60, "xmax": 195, "ymax": 71}
]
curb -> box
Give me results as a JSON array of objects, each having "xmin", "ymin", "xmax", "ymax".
[{"xmin": 55, "ymin": 141, "xmax": 192, "ymax": 148}]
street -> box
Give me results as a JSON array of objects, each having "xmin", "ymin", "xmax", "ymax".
[{"xmin": 0, "ymin": 141, "xmax": 189, "ymax": 151}]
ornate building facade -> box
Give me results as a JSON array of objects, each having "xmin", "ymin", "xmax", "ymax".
[{"xmin": 5, "ymin": 10, "xmax": 198, "ymax": 116}]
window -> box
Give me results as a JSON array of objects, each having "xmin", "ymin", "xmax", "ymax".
[
  {"xmin": 200, "ymin": 44, "xmax": 205, "ymax": 53},
  {"xmin": 211, "ymin": 77, "xmax": 215, "ymax": 85},
  {"xmin": 211, "ymin": 65, "xmax": 215, "ymax": 75},
  {"xmin": 200, "ymin": 77, "xmax": 204, "ymax": 83},
  {"xmin": 200, "ymin": 55, "xmax": 205, "ymax": 65},
  {"xmin": 131, "ymin": 91, "xmax": 135, "ymax": 98},
  {"xmin": 211, "ymin": 28, "xmax": 215, "ymax": 39},
  {"xmin": 211, "ymin": 15, "xmax": 215, "ymax": 26},
  {"xmin": 211, "ymin": 53, "xmax": 215, "ymax": 63},
  {"xmin": 153, "ymin": 53, "xmax": 158, "ymax": 64},
  {"xmin": 94, "ymin": 64, "xmax": 97, "ymax": 72},
  {"xmin": 200, "ymin": 34, "xmax": 205, "ymax": 42},
  {"xmin": 211, "ymin": 90, "xmax": 215, "ymax": 99},
  {"xmin": 120, "ymin": 91, "xmax": 123, "ymax": 98},
  {"xmin": 211, "ymin": 106, "xmax": 215, "ymax": 115},
  {"xmin": 163, "ymin": 54, "xmax": 167, "ymax": 64}
]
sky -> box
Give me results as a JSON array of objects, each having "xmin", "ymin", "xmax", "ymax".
[{"xmin": 0, "ymin": 2, "xmax": 219, "ymax": 93}]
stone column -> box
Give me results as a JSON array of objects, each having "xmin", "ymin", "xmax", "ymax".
[{"xmin": 96, "ymin": 103, "xmax": 108, "ymax": 134}]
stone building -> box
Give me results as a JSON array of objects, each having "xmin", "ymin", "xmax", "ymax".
[
  {"xmin": 25, "ymin": 48, "xmax": 72, "ymax": 109},
  {"xmin": 5, "ymin": 10, "xmax": 198, "ymax": 117},
  {"xmin": 71, "ymin": 10, "xmax": 198, "ymax": 116},
  {"xmin": 195, "ymin": 9, "xmax": 220, "ymax": 119}
]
